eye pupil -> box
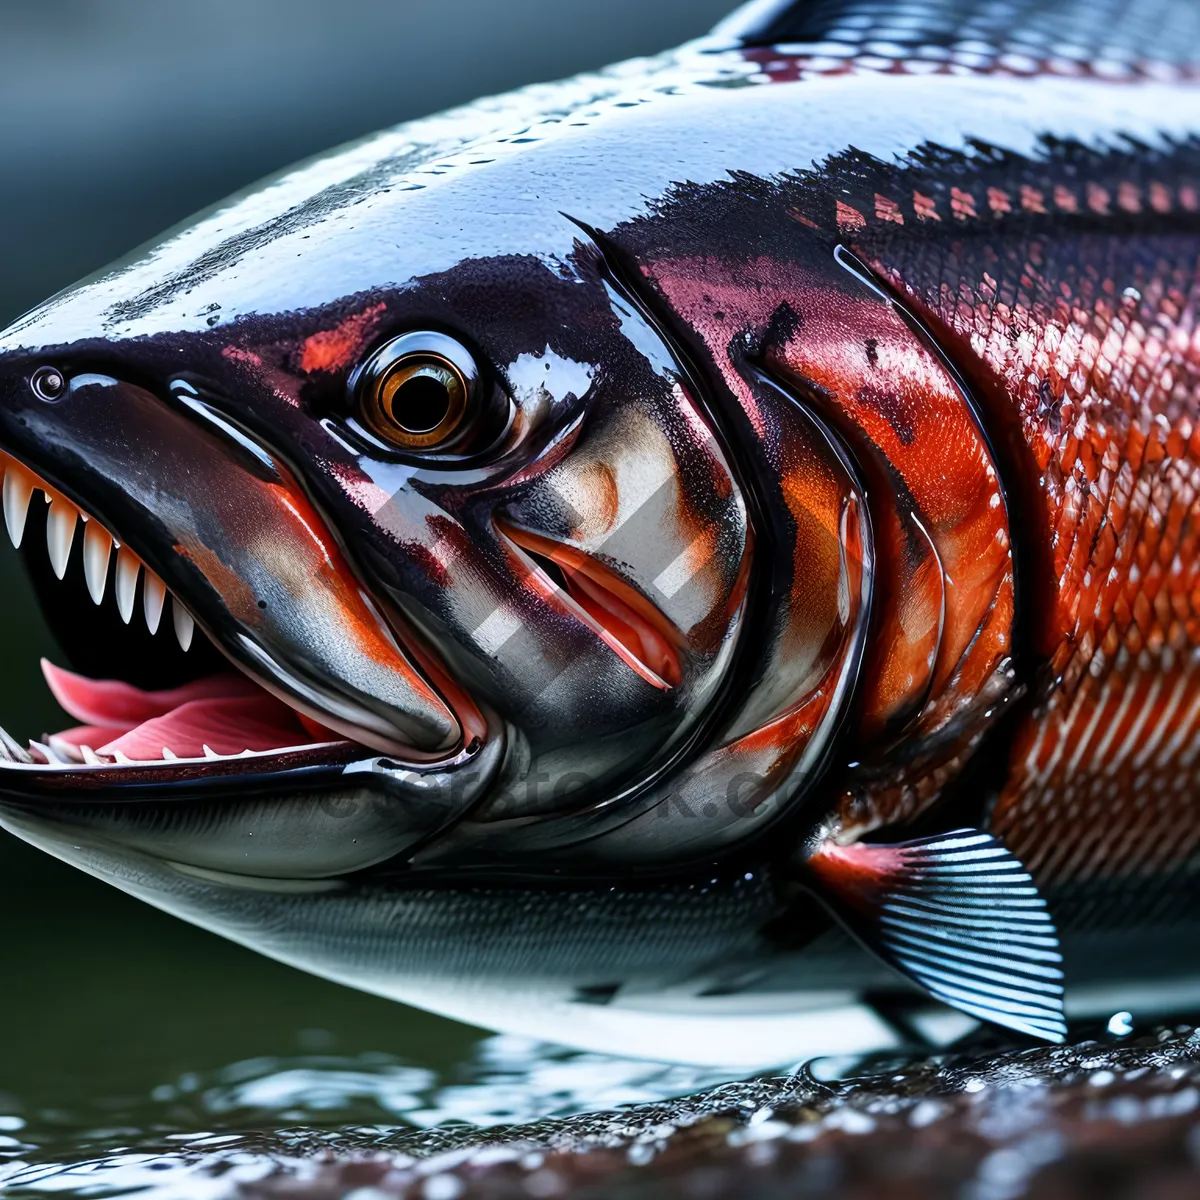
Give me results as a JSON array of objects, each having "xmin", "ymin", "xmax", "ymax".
[
  {"xmin": 388, "ymin": 367, "xmax": 455, "ymax": 434},
  {"xmin": 375, "ymin": 356, "xmax": 468, "ymax": 448}
]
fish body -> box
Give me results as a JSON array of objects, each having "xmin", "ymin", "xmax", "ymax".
[{"xmin": 1, "ymin": 0, "xmax": 1199, "ymax": 1064}]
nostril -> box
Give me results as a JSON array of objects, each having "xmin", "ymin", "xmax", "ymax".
[{"xmin": 29, "ymin": 366, "xmax": 66, "ymax": 403}]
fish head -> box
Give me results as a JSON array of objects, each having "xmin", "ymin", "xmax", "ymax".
[{"xmin": 0, "ymin": 123, "xmax": 754, "ymax": 873}]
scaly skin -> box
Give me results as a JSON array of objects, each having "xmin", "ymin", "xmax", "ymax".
[
  {"xmin": 605, "ymin": 95, "xmax": 1200, "ymax": 926},
  {"xmin": 3, "ymin": 4, "xmax": 1200, "ymax": 1052},
  {"xmin": 844, "ymin": 145, "xmax": 1200, "ymax": 911}
]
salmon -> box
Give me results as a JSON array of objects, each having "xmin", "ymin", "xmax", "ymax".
[{"xmin": 0, "ymin": 0, "xmax": 1198, "ymax": 1064}]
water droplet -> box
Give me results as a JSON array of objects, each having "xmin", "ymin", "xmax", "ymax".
[{"xmin": 1108, "ymin": 1011, "xmax": 1134, "ymax": 1036}]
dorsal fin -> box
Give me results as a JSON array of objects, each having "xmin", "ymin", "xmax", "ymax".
[{"xmin": 713, "ymin": 0, "xmax": 1200, "ymax": 67}]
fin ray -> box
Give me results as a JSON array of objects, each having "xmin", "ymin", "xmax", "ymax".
[
  {"xmin": 883, "ymin": 905, "xmax": 1061, "ymax": 942},
  {"xmin": 883, "ymin": 916, "xmax": 1065, "ymax": 960},
  {"xmin": 885, "ymin": 932, "xmax": 1065, "ymax": 983},
  {"xmin": 889, "ymin": 942, "xmax": 1064, "ymax": 991},
  {"xmin": 809, "ymin": 828, "xmax": 1067, "ymax": 1042}
]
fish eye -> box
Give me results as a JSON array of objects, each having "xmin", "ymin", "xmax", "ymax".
[{"xmin": 354, "ymin": 331, "xmax": 479, "ymax": 452}]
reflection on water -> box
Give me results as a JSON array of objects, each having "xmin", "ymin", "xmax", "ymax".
[
  {"xmin": 0, "ymin": 838, "xmax": 737, "ymax": 1198},
  {"xmin": 0, "ymin": 1034, "xmax": 734, "ymax": 1196}
]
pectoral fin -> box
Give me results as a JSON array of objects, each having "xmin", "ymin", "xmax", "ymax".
[{"xmin": 809, "ymin": 829, "xmax": 1066, "ymax": 1043}]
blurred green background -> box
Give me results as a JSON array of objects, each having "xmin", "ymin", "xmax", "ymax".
[{"xmin": 0, "ymin": 0, "xmax": 733, "ymax": 1121}]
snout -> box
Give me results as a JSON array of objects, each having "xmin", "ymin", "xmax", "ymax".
[{"xmin": 0, "ymin": 360, "xmax": 463, "ymax": 762}]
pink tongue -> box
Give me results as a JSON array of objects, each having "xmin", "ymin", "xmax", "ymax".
[
  {"xmin": 97, "ymin": 696, "xmax": 312, "ymax": 760},
  {"xmin": 42, "ymin": 660, "xmax": 262, "ymax": 728},
  {"xmin": 42, "ymin": 661, "xmax": 328, "ymax": 760}
]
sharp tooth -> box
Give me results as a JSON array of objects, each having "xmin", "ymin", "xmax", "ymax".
[
  {"xmin": 46, "ymin": 496, "xmax": 80, "ymax": 579},
  {"xmin": 80, "ymin": 746, "xmax": 104, "ymax": 766},
  {"xmin": 173, "ymin": 599, "xmax": 195, "ymax": 652},
  {"xmin": 143, "ymin": 570, "xmax": 167, "ymax": 635},
  {"xmin": 0, "ymin": 724, "xmax": 33, "ymax": 764},
  {"xmin": 3, "ymin": 463, "xmax": 34, "ymax": 548},
  {"xmin": 83, "ymin": 522, "xmax": 114, "ymax": 604},
  {"xmin": 29, "ymin": 739, "xmax": 71, "ymax": 766},
  {"xmin": 115, "ymin": 547, "xmax": 141, "ymax": 624},
  {"xmin": 47, "ymin": 734, "xmax": 85, "ymax": 764},
  {"xmin": 162, "ymin": 747, "xmax": 178, "ymax": 761},
  {"xmin": 202, "ymin": 744, "xmax": 220, "ymax": 760}
]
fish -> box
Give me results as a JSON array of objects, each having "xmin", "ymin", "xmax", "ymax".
[{"xmin": 0, "ymin": 0, "xmax": 1199, "ymax": 1067}]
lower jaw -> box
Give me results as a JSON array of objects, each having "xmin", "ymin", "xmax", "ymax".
[
  {"xmin": 0, "ymin": 716, "xmax": 497, "ymax": 810},
  {"xmin": 0, "ymin": 700, "xmax": 503, "ymax": 886}
]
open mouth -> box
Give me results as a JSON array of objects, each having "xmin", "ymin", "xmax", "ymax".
[
  {"xmin": 0, "ymin": 432, "xmax": 674, "ymax": 783},
  {"xmin": 0, "ymin": 449, "xmax": 385, "ymax": 778}
]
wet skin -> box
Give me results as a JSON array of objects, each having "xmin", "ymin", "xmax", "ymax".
[{"xmin": 2, "ymin": 6, "xmax": 1200, "ymax": 1063}]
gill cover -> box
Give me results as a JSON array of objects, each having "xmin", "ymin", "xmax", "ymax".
[{"xmin": 430, "ymin": 210, "xmax": 1015, "ymax": 867}]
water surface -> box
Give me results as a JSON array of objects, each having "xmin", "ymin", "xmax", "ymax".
[{"xmin": 0, "ymin": 835, "xmax": 737, "ymax": 1197}]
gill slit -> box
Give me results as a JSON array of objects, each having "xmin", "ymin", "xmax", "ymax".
[
  {"xmin": 830, "ymin": 243, "xmax": 1042, "ymax": 832},
  {"xmin": 566, "ymin": 221, "xmax": 886, "ymax": 873},
  {"xmin": 741, "ymin": 362, "xmax": 876, "ymax": 837},
  {"xmin": 560, "ymin": 218, "xmax": 785, "ymax": 832}
]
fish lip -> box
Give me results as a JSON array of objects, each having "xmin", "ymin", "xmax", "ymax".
[
  {"xmin": 0, "ymin": 740, "xmax": 361, "ymax": 791},
  {"xmin": 0, "ymin": 731, "xmax": 493, "ymax": 795},
  {"xmin": 0, "ymin": 432, "xmax": 479, "ymax": 779}
]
